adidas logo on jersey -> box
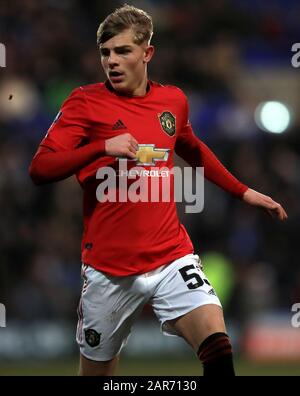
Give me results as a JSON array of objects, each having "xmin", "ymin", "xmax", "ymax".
[{"xmin": 112, "ymin": 119, "xmax": 127, "ymax": 130}]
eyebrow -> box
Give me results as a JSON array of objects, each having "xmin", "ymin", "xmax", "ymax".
[{"xmin": 100, "ymin": 45, "xmax": 133, "ymax": 52}]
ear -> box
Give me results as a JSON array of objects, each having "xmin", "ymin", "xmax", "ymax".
[{"xmin": 143, "ymin": 45, "xmax": 154, "ymax": 64}]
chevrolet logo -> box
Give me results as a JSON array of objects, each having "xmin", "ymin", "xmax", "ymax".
[{"xmin": 135, "ymin": 144, "xmax": 169, "ymax": 165}]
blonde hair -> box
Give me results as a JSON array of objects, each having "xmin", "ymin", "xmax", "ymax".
[{"xmin": 97, "ymin": 4, "xmax": 153, "ymax": 46}]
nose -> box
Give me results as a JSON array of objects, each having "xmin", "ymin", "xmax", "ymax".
[{"xmin": 108, "ymin": 52, "xmax": 119, "ymax": 67}]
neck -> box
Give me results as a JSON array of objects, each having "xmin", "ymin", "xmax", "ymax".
[
  {"xmin": 106, "ymin": 77, "xmax": 150, "ymax": 97},
  {"xmin": 131, "ymin": 75, "xmax": 148, "ymax": 96}
]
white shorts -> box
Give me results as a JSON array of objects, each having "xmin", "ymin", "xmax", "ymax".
[{"xmin": 76, "ymin": 254, "xmax": 221, "ymax": 361}]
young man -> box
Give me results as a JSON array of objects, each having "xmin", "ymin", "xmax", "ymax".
[{"xmin": 29, "ymin": 5, "xmax": 287, "ymax": 376}]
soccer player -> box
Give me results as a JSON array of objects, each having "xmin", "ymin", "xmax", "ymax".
[{"xmin": 29, "ymin": 5, "xmax": 287, "ymax": 376}]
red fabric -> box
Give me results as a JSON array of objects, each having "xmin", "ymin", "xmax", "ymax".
[
  {"xmin": 29, "ymin": 141, "xmax": 105, "ymax": 184},
  {"xmin": 198, "ymin": 334, "xmax": 233, "ymax": 363},
  {"xmin": 29, "ymin": 81, "xmax": 248, "ymax": 276},
  {"xmin": 175, "ymin": 124, "xmax": 248, "ymax": 198}
]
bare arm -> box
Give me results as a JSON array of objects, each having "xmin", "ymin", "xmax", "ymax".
[{"xmin": 242, "ymin": 188, "xmax": 288, "ymax": 221}]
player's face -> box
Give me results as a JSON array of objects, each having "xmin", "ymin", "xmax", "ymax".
[{"xmin": 100, "ymin": 28, "xmax": 154, "ymax": 96}]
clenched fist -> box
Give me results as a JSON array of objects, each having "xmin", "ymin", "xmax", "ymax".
[{"xmin": 105, "ymin": 133, "xmax": 139, "ymax": 159}]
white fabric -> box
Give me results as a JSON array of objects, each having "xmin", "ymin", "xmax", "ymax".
[{"xmin": 76, "ymin": 254, "xmax": 221, "ymax": 361}]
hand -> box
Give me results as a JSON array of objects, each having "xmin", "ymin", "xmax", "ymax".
[
  {"xmin": 242, "ymin": 188, "xmax": 288, "ymax": 221},
  {"xmin": 105, "ymin": 133, "xmax": 139, "ymax": 159}
]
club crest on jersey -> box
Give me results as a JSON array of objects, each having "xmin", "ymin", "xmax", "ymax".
[
  {"xmin": 85, "ymin": 329, "xmax": 101, "ymax": 347},
  {"xmin": 135, "ymin": 144, "xmax": 169, "ymax": 166},
  {"xmin": 158, "ymin": 111, "xmax": 176, "ymax": 137}
]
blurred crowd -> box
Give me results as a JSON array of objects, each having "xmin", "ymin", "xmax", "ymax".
[{"xmin": 0, "ymin": 0, "xmax": 300, "ymax": 328}]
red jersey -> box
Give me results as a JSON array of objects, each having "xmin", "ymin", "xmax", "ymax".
[{"xmin": 38, "ymin": 81, "xmax": 247, "ymax": 275}]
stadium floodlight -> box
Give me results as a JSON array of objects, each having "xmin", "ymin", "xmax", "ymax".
[{"xmin": 254, "ymin": 101, "xmax": 291, "ymax": 134}]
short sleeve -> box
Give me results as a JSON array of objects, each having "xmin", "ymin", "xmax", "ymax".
[{"xmin": 40, "ymin": 87, "xmax": 91, "ymax": 151}]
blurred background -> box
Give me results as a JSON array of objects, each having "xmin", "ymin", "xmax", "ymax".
[{"xmin": 0, "ymin": 0, "xmax": 300, "ymax": 375}]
